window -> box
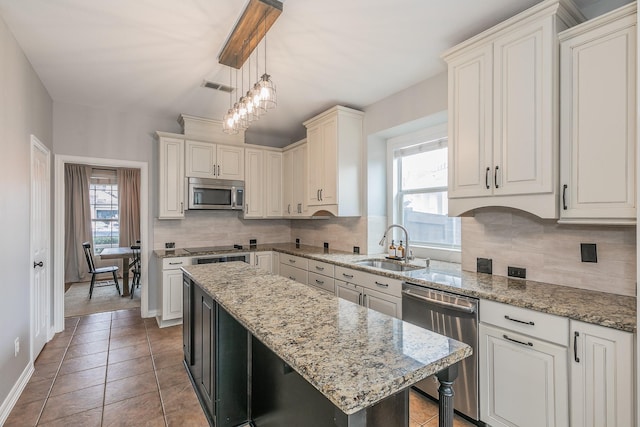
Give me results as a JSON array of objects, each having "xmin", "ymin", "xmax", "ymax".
[
  {"xmin": 390, "ymin": 130, "xmax": 460, "ymax": 253},
  {"xmin": 89, "ymin": 169, "xmax": 119, "ymax": 254}
]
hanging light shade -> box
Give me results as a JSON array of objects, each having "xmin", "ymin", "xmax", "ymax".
[
  {"xmin": 259, "ymin": 73, "xmax": 276, "ymax": 110},
  {"xmin": 222, "ymin": 66, "xmax": 238, "ymax": 134}
]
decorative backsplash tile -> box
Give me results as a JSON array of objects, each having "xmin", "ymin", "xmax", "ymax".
[{"xmin": 461, "ymin": 208, "xmax": 636, "ymax": 296}]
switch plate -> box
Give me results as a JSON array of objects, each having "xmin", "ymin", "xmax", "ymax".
[
  {"xmin": 508, "ymin": 266, "xmax": 526, "ymax": 279},
  {"xmin": 580, "ymin": 243, "xmax": 597, "ymax": 263},
  {"xmin": 295, "ymin": 238, "xmax": 300, "ymax": 248},
  {"xmin": 477, "ymin": 258, "xmax": 492, "ymax": 274}
]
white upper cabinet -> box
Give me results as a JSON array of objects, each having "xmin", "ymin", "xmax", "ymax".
[
  {"xmin": 243, "ymin": 146, "xmax": 283, "ymax": 219},
  {"xmin": 157, "ymin": 134, "xmax": 185, "ymax": 219},
  {"xmin": 185, "ymin": 140, "xmax": 244, "ymax": 181},
  {"xmin": 444, "ymin": 0, "xmax": 584, "ymax": 219},
  {"xmin": 303, "ymin": 106, "xmax": 364, "ymax": 217},
  {"xmin": 559, "ymin": 3, "xmax": 637, "ymax": 225},
  {"xmin": 282, "ymin": 140, "xmax": 308, "ymax": 218},
  {"xmin": 244, "ymin": 148, "xmax": 265, "ymax": 218}
]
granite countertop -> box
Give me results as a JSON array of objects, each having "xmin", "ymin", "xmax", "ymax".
[
  {"xmin": 157, "ymin": 243, "xmax": 636, "ymax": 332},
  {"xmin": 182, "ymin": 262, "xmax": 471, "ymax": 415}
]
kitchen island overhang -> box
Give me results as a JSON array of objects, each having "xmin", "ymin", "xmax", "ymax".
[{"xmin": 182, "ymin": 262, "xmax": 471, "ymax": 426}]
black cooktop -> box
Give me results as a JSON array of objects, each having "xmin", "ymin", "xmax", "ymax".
[{"xmin": 184, "ymin": 245, "xmax": 244, "ymax": 253}]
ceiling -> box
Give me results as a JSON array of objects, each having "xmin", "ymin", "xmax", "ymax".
[{"xmin": 0, "ymin": 0, "xmax": 627, "ymax": 146}]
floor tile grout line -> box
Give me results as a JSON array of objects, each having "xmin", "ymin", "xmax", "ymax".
[
  {"xmin": 144, "ymin": 318, "xmax": 170, "ymax": 427},
  {"xmin": 33, "ymin": 318, "xmax": 79, "ymax": 426}
]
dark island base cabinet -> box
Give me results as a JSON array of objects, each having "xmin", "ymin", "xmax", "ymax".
[
  {"xmin": 183, "ymin": 276, "xmax": 458, "ymax": 427},
  {"xmin": 183, "ymin": 277, "xmax": 248, "ymax": 427}
]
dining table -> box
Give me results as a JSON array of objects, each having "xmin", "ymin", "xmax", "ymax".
[{"xmin": 100, "ymin": 247, "xmax": 134, "ymax": 297}]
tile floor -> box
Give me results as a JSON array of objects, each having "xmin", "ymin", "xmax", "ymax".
[{"xmin": 6, "ymin": 308, "xmax": 475, "ymax": 427}]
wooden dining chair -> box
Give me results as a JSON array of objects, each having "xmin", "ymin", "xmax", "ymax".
[
  {"xmin": 129, "ymin": 243, "xmax": 141, "ymax": 299},
  {"xmin": 82, "ymin": 242, "xmax": 121, "ymax": 299}
]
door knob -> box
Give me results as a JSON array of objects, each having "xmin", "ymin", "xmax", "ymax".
[{"xmin": 33, "ymin": 261, "xmax": 43, "ymax": 268}]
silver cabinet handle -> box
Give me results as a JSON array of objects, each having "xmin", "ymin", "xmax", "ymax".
[
  {"xmin": 315, "ymin": 266, "xmax": 324, "ymax": 271},
  {"xmin": 180, "ymin": 202, "xmax": 184, "ymax": 213},
  {"xmin": 217, "ymin": 165, "xmax": 220, "ymax": 176},
  {"xmin": 245, "ymin": 204, "xmax": 249, "ymax": 214},
  {"xmin": 358, "ymin": 293, "xmax": 362, "ymax": 305},
  {"xmin": 563, "ymin": 184, "xmax": 568, "ymax": 210},
  {"xmin": 374, "ymin": 281, "xmax": 389, "ymax": 288},
  {"xmin": 289, "ymin": 276, "xmax": 295, "ymax": 280},
  {"xmin": 494, "ymin": 165, "xmax": 500, "ymax": 189},
  {"xmin": 503, "ymin": 334, "xmax": 533, "ymax": 347},
  {"xmin": 574, "ymin": 331, "xmax": 580, "ymax": 363},
  {"xmin": 287, "ymin": 204, "xmax": 291, "ymax": 214},
  {"xmin": 315, "ymin": 279, "xmax": 324, "ymax": 285},
  {"xmin": 504, "ymin": 315, "xmax": 534, "ymax": 326},
  {"xmin": 342, "ymin": 273, "xmax": 353, "ymax": 279},
  {"xmin": 320, "ymin": 189, "xmax": 323, "ymax": 201},
  {"xmin": 169, "ymin": 262, "xmax": 182, "ymax": 265},
  {"xmin": 485, "ymin": 167, "xmax": 490, "ymax": 189},
  {"xmin": 289, "ymin": 259, "xmax": 296, "ymax": 263}
]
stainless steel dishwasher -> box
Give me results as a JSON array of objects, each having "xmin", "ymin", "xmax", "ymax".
[{"xmin": 402, "ymin": 282, "xmax": 479, "ymax": 422}]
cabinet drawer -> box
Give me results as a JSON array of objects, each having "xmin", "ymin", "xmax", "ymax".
[
  {"xmin": 481, "ymin": 299, "xmax": 568, "ymax": 346},
  {"xmin": 334, "ymin": 266, "xmax": 367, "ymax": 284},
  {"xmin": 308, "ymin": 272, "xmax": 335, "ymax": 294},
  {"xmin": 280, "ymin": 254, "xmax": 309, "ymax": 270},
  {"xmin": 162, "ymin": 257, "xmax": 191, "ymax": 270},
  {"xmin": 308, "ymin": 260, "xmax": 335, "ymax": 277},
  {"xmin": 279, "ymin": 264, "xmax": 308, "ymax": 285},
  {"xmin": 359, "ymin": 272, "xmax": 402, "ymax": 298}
]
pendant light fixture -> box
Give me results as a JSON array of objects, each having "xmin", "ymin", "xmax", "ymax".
[
  {"xmin": 219, "ymin": 0, "xmax": 282, "ymax": 131},
  {"xmin": 258, "ymin": 12, "xmax": 276, "ymax": 110}
]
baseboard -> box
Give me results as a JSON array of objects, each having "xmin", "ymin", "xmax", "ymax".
[
  {"xmin": 0, "ymin": 362, "xmax": 34, "ymax": 425},
  {"xmin": 146, "ymin": 309, "xmax": 159, "ymax": 319}
]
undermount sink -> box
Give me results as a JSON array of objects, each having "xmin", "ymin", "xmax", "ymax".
[{"xmin": 355, "ymin": 259, "xmax": 423, "ymax": 272}]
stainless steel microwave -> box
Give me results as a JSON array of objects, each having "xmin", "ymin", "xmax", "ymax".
[{"xmin": 187, "ymin": 177, "xmax": 244, "ymax": 210}]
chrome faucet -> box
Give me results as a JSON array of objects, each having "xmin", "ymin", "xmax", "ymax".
[{"xmin": 379, "ymin": 224, "xmax": 414, "ymax": 262}]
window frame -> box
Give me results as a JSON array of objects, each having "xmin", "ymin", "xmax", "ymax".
[
  {"xmin": 386, "ymin": 123, "xmax": 461, "ymax": 263},
  {"xmin": 89, "ymin": 169, "xmax": 119, "ymax": 255}
]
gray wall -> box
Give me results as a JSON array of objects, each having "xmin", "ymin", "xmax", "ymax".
[
  {"xmin": 53, "ymin": 102, "xmax": 180, "ymax": 313},
  {"xmin": 0, "ymin": 14, "xmax": 53, "ymax": 409}
]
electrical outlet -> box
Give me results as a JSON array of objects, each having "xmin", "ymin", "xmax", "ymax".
[
  {"xmin": 580, "ymin": 243, "xmax": 597, "ymax": 263},
  {"xmin": 507, "ymin": 266, "xmax": 526, "ymax": 279},
  {"xmin": 14, "ymin": 337, "xmax": 19, "ymax": 357},
  {"xmin": 353, "ymin": 246, "xmax": 360, "ymax": 254},
  {"xmin": 295, "ymin": 238, "xmax": 300, "ymax": 248},
  {"xmin": 477, "ymin": 258, "xmax": 493, "ymax": 274},
  {"xmin": 323, "ymin": 242, "xmax": 329, "ymax": 251}
]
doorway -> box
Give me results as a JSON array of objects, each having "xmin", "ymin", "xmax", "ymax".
[{"xmin": 53, "ymin": 155, "xmax": 149, "ymax": 333}]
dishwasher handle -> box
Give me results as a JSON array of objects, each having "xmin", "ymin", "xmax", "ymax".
[{"xmin": 402, "ymin": 289, "xmax": 477, "ymax": 314}]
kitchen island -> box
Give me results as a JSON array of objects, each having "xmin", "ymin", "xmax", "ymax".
[{"xmin": 182, "ymin": 262, "xmax": 471, "ymax": 427}]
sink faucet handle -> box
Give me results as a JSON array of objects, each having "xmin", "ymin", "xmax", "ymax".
[
  {"xmin": 407, "ymin": 250, "xmax": 415, "ymax": 261},
  {"xmin": 425, "ymin": 257, "xmax": 430, "ymax": 268}
]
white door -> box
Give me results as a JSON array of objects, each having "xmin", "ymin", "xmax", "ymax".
[
  {"xmin": 217, "ymin": 145, "xmax": 244, "ymax": 180},
  {"xmin": 31, "ymin": 136, "xmax": 50, "ymax": 359},
  {"xmin": 244, "ymin": 148, "xmax": 264, "ymax": 218}
]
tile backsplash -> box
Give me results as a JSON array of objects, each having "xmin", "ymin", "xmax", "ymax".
[
  {"xmin": 153, "ymin": 210, "xmax": 291, "ymax": 250},
  {"xmin": 462, "ymin": 208, "xmax": 636, "ymax": 296},
  {"xmin": 290, "ymin": 217, "xmax": 366, "ymax": 253}
]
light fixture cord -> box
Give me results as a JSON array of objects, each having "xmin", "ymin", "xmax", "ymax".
[{"xmin": 264, "ymin": 11, "xmax": 267, "ymax": 75}]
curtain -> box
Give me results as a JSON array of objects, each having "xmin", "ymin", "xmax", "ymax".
[
  {"xmin": 64, "ymin": 164, "xmax": 92, "ymax": 283},
  {"xmin": 118, "ymin": 168, "xmax": 140, "ymax": 248}
]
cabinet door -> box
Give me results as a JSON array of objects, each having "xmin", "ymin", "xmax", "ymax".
[
  {"xmin": 158, "ymin": 137, "xmax": 185, "ymax": 218},
  {"xmin": 217, "ymin": 145, "xmax": 244, "ymax": 180},
  {"xmin": 244, "ymin": 148, "xmax": 264, "ymax": 218},
  {"xmin": 363, "ymin": 288, "xmax": 401, "ymax": 318},
  {"xmin": 265, "ymin": 151, "xmax": 283, "ymax": 218},
  {"xmin": 183, "ymin": 277, "xmax": 192, "ymax": 365},
  {"xmin": 200, "ymin": 294, "xmax": 215, "ymax": 415},
  {"xmin": 292, "ymin": 144, "xmax": 308, "ymax": 216},
  {"xmin": 447, "ymin": 44, "xmax": 493, "ymax": 198},
  {"xmin": 282, "ymin": 149, "xmax": 294, "ymax": 217},
  {"xmin": 186, "ymin": 140, "xmax": 216, "ymax": 179},
  {"xmin": 162, "ymin": 270, "xmax": 184, "ymax": 321},
  {"xmin": 493, "ymin": 17, "xmax": 555, "ymax": 196},
  {"xmin": 306, "ymin": 125, "xmax": 323, "ymax": 205},
  {"xmin": 319, "ymin": 117, "xmax": 337, "ymax": 205},
  {"xmin": 335, "ymin": 281, "xmax": 362, "ymax": 305},
  {"xmin": 479, "ymin": 323, "xmax": 568, "ymax": 427},
  {"xmin": 254, "ymin": 252, "xmax": 272, "ymax": 273},
  {"xmin": 560, "ymin": 14, "xmax": 636, "ymax": 222},
  {"xmin": 570, "ymin": 321, "xmax": 634, "ymax": 427}
]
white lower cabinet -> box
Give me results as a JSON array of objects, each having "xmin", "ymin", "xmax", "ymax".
[
  {"xmin": 479, "ymin": 299, "xmax": 568, "ymax": 427},
  {"xmin": 279, "ymin": 263, "xmax": 308, "ymax": 285},
  {"xmin": 334, "ymin": 265, "xmax": 402, "ymax": 319},
  {"xmin": 250, "ymin": 251, "xmax": 273, "ymax": 273},
  {"xmin": 157, "ymin": 257, "xmax": 191, "ymax": 327},
  {"xmin": 479, "ymin": 323, "xmax": 569, "ymax": 427},
  {"xmin": 570, "ymin": 320, "xmax": 634, "ymax": 427}
]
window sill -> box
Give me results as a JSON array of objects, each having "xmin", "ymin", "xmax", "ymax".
[{"xmin": 409, "ymin": 245, "xmax": 461, "ymax": 264}]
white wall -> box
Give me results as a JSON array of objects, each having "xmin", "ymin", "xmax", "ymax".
[
  {"xmin": 0, "ymin": 14, "xmax": 53, "ymax": 412},
  {"xmin": 53, "ymin": 102, "xmax": 180, "ymax": 313}
]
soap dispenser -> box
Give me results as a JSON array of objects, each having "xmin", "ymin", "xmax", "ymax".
[{"xmin": 388, "ymin": 240, "xmax": 396, "ymax": 258}]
